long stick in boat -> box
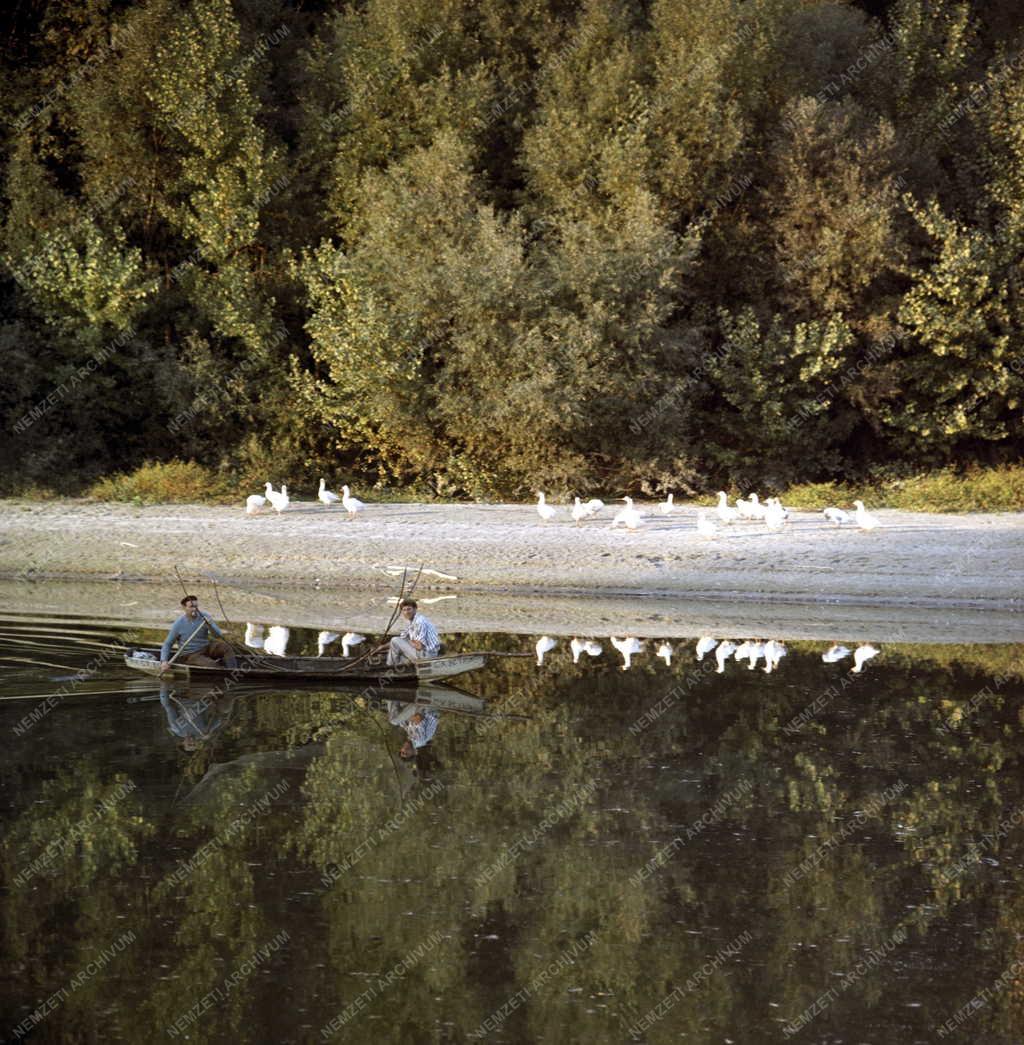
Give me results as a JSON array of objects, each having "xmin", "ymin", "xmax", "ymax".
[
  {"xmin": 162, "ymin": 615, "xmax": 210, "ymax": 674},
  {"xmin": 173, "ymin": 565, "xmax": 246, "ymax": 654}
]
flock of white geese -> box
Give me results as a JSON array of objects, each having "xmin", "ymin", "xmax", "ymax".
[
  {"xmin": 245, "ymin": 480, "xmax": 366, "ymax": 518},
  {"xmin": 536, "ymin": 634, "xmax": 881, "ymax": 673},
  {"xmin": 244, "ymin": 483, "xmax": 881, "ymax": 534},
  {"xmin": 551, "ymin": 490, "xmax": 879, "ymax": 534}
]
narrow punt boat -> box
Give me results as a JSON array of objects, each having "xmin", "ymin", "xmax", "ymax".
[{"xmin": 123, "ymin": 647, "xmax": 488, "ymax": 683}]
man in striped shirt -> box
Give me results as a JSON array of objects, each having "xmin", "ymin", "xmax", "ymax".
[{"xmin": 387, "ymin": 599, "xmax": 441, "ymax": 666}]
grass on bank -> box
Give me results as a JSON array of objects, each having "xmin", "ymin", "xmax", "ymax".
[{"xmin": 782, "ymin": 466, "xmax": 1024, "ymax": 513}]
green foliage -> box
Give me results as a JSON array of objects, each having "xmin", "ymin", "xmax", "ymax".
[
  {"xmin": 1, "ymin": 0, "xmax": 1023, "ymax": 496},
  {"xmin": 87, "ymin": 459, "xmax": 234, "ymax": 504}
]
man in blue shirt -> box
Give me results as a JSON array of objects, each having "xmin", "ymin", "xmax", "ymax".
[{"xmin": 160, "ymin": 595, "xmax": 238, "ymax": 672}]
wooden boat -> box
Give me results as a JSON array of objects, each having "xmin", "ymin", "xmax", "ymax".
[{"xmin": 123, "ymin": 647, "xmax": 487, "ymax": 683}]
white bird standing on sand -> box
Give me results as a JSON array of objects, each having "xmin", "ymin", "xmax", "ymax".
[
  {"xmin": 571, "ymin": 497, "xmax": 604, "ymax": 526},
  {"xmin": 264, "ymin": 625, "xmax": 289, "ymax": 656},
  {"xmin": 716, "ymin": 492, "xmax": 740, "ymax": 524},
  {"xmin": 536, "ymin": 492, "xmax": 557, "ymax": 522},
  {"xmin": 764, "ymin": 499, "xmax": 787, "ymax": 531},
  {"xmin": 317, "ymin": 630, "xmax": 340, "ymax": 657},
  {"xmin": 341, "ymin": 485, "xmax": 365, "ymax": 519},
  {"xmin": 536, "ymin": 635, "xmax": 557, "ymax": 665},
  {"xmin": 696, "ymin": 511, "xmax": 719, "ymax": 538},
  {"xmin": 737, "ymin": 493, "xmax": 766, "ymax": 520},
  {"xmin": 715, "ymin": 640, "xmax": 737, "ymax": 673},
  {"xmin": 265, "ymin": 482, "xmax": 289, "ymax": 513},
  {"xmin": 853, "ymin": 500, "xmax": 879, "ymax": 531},
  {"xmin": 656, "ymin": 641, "xmax": 673, "ymax": 666},
  {"xmin": 611, "ymin": 497, "xmax": 644, "ymax": 530},
  {"xmin": 695, "ymin": 636, "xmax": 718, "ymax": 661},
  {"xmin": 660, "ymin": 493, "xmax": 675, "ymax": 515},
  {"xmin": 245, "ymin": 492, "xmax": 266, "ymax": 515},
  {"xmin": 318, "ymin": 478, "xmax": 340, "ymax": 506},
  {"xmin": 852, "ymin": 644, "xmax": 880, "ymax": 673},
  {"xmin": 823, "ymin": 507, "xmax": 850, "ymax": 526},
  {"xmin": 822, "ymin": 643, "xmax": 851, "ymax": 664},
  {"xmin": 763, "ymin": 639, "xmax": 787, "ymax": 673},
  {"xmin": 341, "ymin": 632, "xmax": 366, "ymax": 657},
  {"xmin": 244, "ymin": 622, "xmax": 265, "ymax": 649},
  {"xmin": 610, "ymin": 636, "xmax": 645, "ymax": 670}
]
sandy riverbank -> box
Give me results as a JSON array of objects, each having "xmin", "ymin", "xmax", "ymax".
[{"xmin": 0, "ymin": 497, "xmax": 1022, "ymax": 641}]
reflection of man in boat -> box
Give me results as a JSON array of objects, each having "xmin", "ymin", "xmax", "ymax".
[
  {"xmin": 160, "ymin": 595, "xmax": 237, "ymax": 672},
  {"xmin": 386, "ymin": 599, "xmax": 441, "ymax": 667},
  {"xmin": 387, "ymin": 700, "xmax": 439, "ymax": 759},
  {"xmin": 159, "ymin": 681, "xmax": 236, "ymax": 751}
]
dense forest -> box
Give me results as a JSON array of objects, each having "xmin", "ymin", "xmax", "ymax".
[{"xmin": 1, "ymin": 0, "xmax": 1022, "ymax": 498}]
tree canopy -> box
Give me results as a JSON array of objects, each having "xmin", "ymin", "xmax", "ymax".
[{"xmin": 1, "ymin": 0, "xmax": 1021, "ymax": 497}]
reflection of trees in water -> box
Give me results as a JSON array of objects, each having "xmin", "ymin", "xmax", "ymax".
[{"xmin": 2, "ymin": 649, "xmax": 1024, "ymax": 1040}]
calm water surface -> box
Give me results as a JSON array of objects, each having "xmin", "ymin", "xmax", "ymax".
[{"xmin": 2, "ymin": 606, "xmax": 1024, "ymax": 1044}]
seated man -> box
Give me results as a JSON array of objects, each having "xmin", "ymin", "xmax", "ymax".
[
  {"xmin": 160, "ymin": 594, "xmax": 237, "ymax": 672},
  {"xmin": 386, "ymin": 598, "xmax": 441, "ymax": 666}
]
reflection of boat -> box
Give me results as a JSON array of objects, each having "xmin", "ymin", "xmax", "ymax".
[
  {"xmin": 123, "ymin": 648, "xmax": 488, "ymax": 683},
  {"xmin": 373, "ymin": 682, "xmax": 487, "ymax": 716}
]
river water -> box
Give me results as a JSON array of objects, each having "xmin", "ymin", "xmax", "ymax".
[{"xmin": 2, "ymin": 601, "xmax": 1023, "ymax": 1043}]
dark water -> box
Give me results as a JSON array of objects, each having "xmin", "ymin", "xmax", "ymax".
[{"xmin": 2, "ymin": 608, "xmax": 1024, "ymax": 1044}]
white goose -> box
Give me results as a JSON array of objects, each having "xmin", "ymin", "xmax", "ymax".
[
  {"xmin": 341, "ymin": 485, "xmax": 365, "ymax": 519},
  {"xmin": 737, "ymin": 493, "xmax": 765, "ymax": 520},
  {"xmin": 716, "ymin": 492, "xmax": 740, "ymax": 524},
  {"xmin": 265, "ymin": 483, "xmax": 290, "ymax": 513},
  {"xmin": 695, "ymin": 636, "xmax": 718, "ymax": 661},
  {"xmin": 852, "ymin": 644, "xmax": 880, "ymax": 673},
  {"xmin": 535, "ymin": 635, "xmax": 557, "ymax": 665},
  {"xmin": 656, "ymin": 641, "xmax": 673, "ymax": 666},
  {"xmin": 853, "ymin": 500, "xmax": 879, "ymax": 531},
  {"xmin": 318, "ymin": 478, "xmax": 340, "ymax": 506},
  {"xmin": 715, "ymin": 640, "xmax": 737, "ymax": 673},
  {"xmin": 610, "ymin": 636, "xmax": 645, "ymax": 670},
  {"xmin": 571, "ymin": 497, "xmax": 603, "ymax": 526},
  {"xmin": 570, "ymin": 637, "xmax": 588, "ymax": 664},
  {"xmin": 611, "ymin": 497, "xmax": 644, "ymax": 530},
  {"xmin": 696, "ymin": 511, "xmax": 719, "ymax": 538},
  {"xmin": 583, "ymin": 640, "xmax": 603, "ymax": 658},
  {"xmin": 659, "ymin": 493, "xmax": 675, "ymax": 516},
  {"xmin": 244, "ymin": 622, "xmax": 265, "ymax": 649},
  {"xmin": 245, "ymin": 492, "xmax": 266, "ymax": 515},
  {"xmin": 764, "ymin": 498, "xmax": 787, "ymax": 531},
  {"xmin": 822, "ymin": 507, "xmax": 850, "ymax": 526},
  {"xmin": 536, "ymin": 492, "xmax": 557, "ymax": 522},
  {"xmin": 822, "ymin": 643, "xmax": 851, "ymax": 664}
]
